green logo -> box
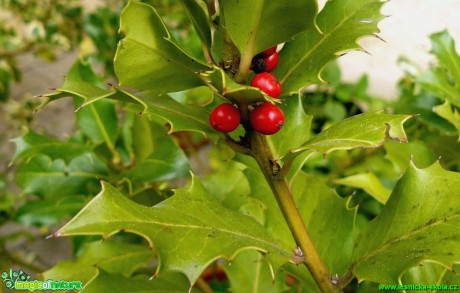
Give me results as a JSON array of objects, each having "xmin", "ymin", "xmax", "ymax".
[{"xmin": 1, "ymin": 269, "xmax": 82, "ymax": 291}]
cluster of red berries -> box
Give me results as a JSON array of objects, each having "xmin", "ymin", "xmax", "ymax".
[{"xmin": 209, "ymin": 46, "xmax": 285, "ymax": 135}]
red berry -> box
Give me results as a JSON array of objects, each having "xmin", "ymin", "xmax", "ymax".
[
  {"xmin": 251, "ymin": 72, "xmax": 282, "ymax": 98},
  {"xmin": 264, "ymin": 51, "xmax": 279, "ymax": 72},
  {"xmin": 259, "ymin": 46, "xmax": 277, "ymax": 58},
  {"xmin": 250, "ymin": 102, "xmax": 284, "ymax": 135},
  {"xmin": 209, "ymin": 103, "xmax": 241, "ymax": 133}
]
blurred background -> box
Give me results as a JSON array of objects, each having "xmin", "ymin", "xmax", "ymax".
[{"xmin": 1, "ymin": 0, "xmax": 460, "ymax": 286}]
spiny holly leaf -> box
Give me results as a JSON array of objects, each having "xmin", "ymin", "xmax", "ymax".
[
  {"xmin": 236, "ymin": 156, "xmax": 355, "ymax": 286},
  {"xmin": 55, "ymin": 177, "xmax": 291, "ymax": 284},
  {"xmin": 267, "ymin": 95, "xmax": 312, "ymax": 160},
  {"xmin": 43, "ymin": 240, "xmax": 154, "ymax": 285},
  {"xmin": 114, "ymin": 89, "xmax": 214, "ymax": 137},
  {"xmin": 81, "ymin": 269, "xmax": 201, "ymax": 293},
  {"xmin": 429, "ymin": 30, "xmax": 460, "ymax": 92},
  {"xmin": 352, "ymin": 162, "xmax": 460, "ymax": 284},
  {"xmin": 114, "ymin": 1, "xmax": 210, "ymax": 93},
  {"xmin": 283, "ymin": 172, "xmax": 355, "ymax": 290},
  {"xmin": 384, "ymin": 139, "xmax": 436, "ymax": 174},
  {"xmin": 11, "ymin": 128, "xmax": 91, "ymax": 164},
  {"xmin": 333, "ymin": 172, "xmax": 391, "ymax": 204},
  {"xmin": 417, "ymin": 68, "xmax": 460, "ymax": 107},
  {"xmin": 223, "ymin": 85, "xmax": 278, "ymax": 105},
  {"xmin": 235, "ymin": 154, "xmax": 294, "ymax": 250},
  {"xmin": 417, "ymin": 30, "xmax": 460, "ymax": 137},
  {"xmin": 220, "ymin": 0, "xmax": 317, "ymax": 69},
  {"xmin": 275, "ymin": 0, "xmax": 384, "ymax": 95},
  {"xmin": 292, "ymin": 112, "xmax": 412, "ymax": 156},
  {"xmin": 181, "ymin": 0, "xmax": 212, "ymax": 49},
  {"xmin": 125, "ymin": 133, "xmax": 190, "ymax": 183},
  {"xmin": 224, "ymin": 250, "xmax": 288, "ymax": 293},
  {"xmin": 200, "ymin": 161, "xmax": 265, "ymax": 224},
  {"xmin": 40, "ymin": 60, "xmax": 115, "ymax": 110},
  {"xmin": 434, "ymin": 101, "xmax": 460, "ymax": 141},
  {"xmin": 437, "ymin": 264, "xmax": 460, "ymax": 291},
  {"xmin": 401, "ymin": 262, "xmax": 447, "ymax": 289},
  {"xmin": 76, "ymin": 99, "xmax": 119, "ymax": 147},
  {"xmin": 16, "ymin": 154, "xmax": 107, "ymax": 199},
  {"xmin": 203, "ymin": 65, "xmax": 278, "ymax": 104}
]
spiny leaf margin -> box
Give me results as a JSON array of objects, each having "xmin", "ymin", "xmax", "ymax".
[{"xmin": 54, "ymin": 175, "xmax": 291, "ymax": 285}]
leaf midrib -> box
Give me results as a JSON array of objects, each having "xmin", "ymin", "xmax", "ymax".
[
  {"xmin": 244, "ymin": 0, "xmax": 265, "ymax": 62},
  {"xmin": 146, "ymin": 100, "xmax": 210, "ymax": 130},
  {"xmin": 354, "ymin": 213, "xmax": 460, "ymax": 268},
  {"xmin": 279, "ymin": 2, "xmax": 368, "ymax": 86},
  {"xmin": 64, "ymin": 218, "xmax": 285, "ymax": 253},
  {"xmin": 89, "ymin": 104, "xmax": 115, "ymax": 150}
]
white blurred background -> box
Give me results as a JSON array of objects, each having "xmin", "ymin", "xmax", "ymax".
[{"xmin": 316, "ymin": 0, "xmax": 460, "ymax": 99}]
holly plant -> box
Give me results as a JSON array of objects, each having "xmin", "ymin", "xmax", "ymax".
[{"xmin": 7, "ymin": 0, "xmax": 460, "ymax": 292}]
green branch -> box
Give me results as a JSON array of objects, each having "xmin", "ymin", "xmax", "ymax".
[{"xmin": 247, "ymin": 132, "xmax": 341, "ymax": 293}]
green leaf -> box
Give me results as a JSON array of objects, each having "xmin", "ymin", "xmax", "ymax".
[
  {"xmin": 237, "ymin": 155, "xmax": 355, "ymax": 291},
  {"xmin": 11, "ymin": 128, "xmax": 91, "ymax": 164},
  {"xmin": 275, "ymin": 0, "xmax": 384, "ymax": 95},
  {"xmin": 401, "ymin": 262, "xmax": 447, "ymax": 290},
  {"xmin": 201, "ymin": 161, "xmax": 264, "ymax": 224},
  {"xmin": 223, "ymin": 84, "xmax": 277, "ymax": 105},
  {"xmin": 220, "ymin": 0, "xmax": 317, "ymax": 63},
  {"xmin": 286, "ymin": 172, "xmax": 355, "ymax": 283},
  {"xmin": 417, "ymin": 31, "xmax": 460, "ymax": 108},
  {"xmin": 55, "ymin": 177, "xmax": 290, "ymax": 284},
  {"xmin": 123, "ymin": 113, "xmax": 156, "ymax": 164},
  {"xmin": 433, "ymin": 101, "xmax": 460, "ymax": 141},
  {"xmin": 437, "ymin": 264, "xmax": 460, "ymax": 291},
  {"xmin": 236, "ymin": 154, "xmax": 294, "ymax": 249},
  {"xmin": 115, "ymin": 89, "xmax": 215, "ymax": 137},
  {"xmin": 292, "ymin": 112, "xmax": 412, "ymax": 156},
  {"xmin": 417, "ymin": 68, "xmax": 460, "ymax": 107},
  {"xmin": 400, "ymin": 263, "xmax": 460, "ymax": 292},
  {"xmin": 16, "ymin": 154, "xmax": 107, "ymax": 198},
  {"xmin": 224, "ymin": 250, "xmax": 288, "ymax": 293},
  {"xmin": 352, "ymin": 162, "xmax": 460, "ymax": 284},
  {"xmin": 333, "ymin": 172, "xmax": 391, "ymax": 204},
  {"xmin": 76, "ymin": 99, "xmax": 119, "ymax": 147},
  {"xmin": 114, "ymin": 1, "xmax": 210, "ymax": 92},
  {"xmin": 125, "ymin": 133, "xmax": 190, "ymax": 183},
  {"xmin": 81, "ymin": 269, "xmax": 200, "ymax": 293},
  {"xmin": 40, "ymin": 60, "xmax": 115, "ymax": 109},
  {"xmin": 120, "ymin": 112, "xmax": 136, "ymax": 160},
  {"xmin": 44, "ymin": 240, "xmax": 154, "ymax": 284},
  {"xmin": 199, "ymin": 66, "xmax": 278, "ymax": 104},
  {"xmin": 267, "ymin": 95, "xmax": 312, "ymax": 159},
  {"xmin": 181, "ymin": 0, "xmax": 212, "ymax": 49},
  {"xmin": 14, "ymin": 197, "xmax": 86, "ymax": 226},
  {"xmin": 384, "ymin": 139, "xmax": 436, "ymax": 174},
  {"xmin": 430, "ymin": 30, "xmax": 460, "ymax": 91},
  {"xmin": 431, "ymin": 136, "xmax": 460, "ymax": 169}
]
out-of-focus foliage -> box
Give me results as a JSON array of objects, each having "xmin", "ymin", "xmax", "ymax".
[{"xmin": 1, "ymin": 0, "xmax": 460, "ymax": 292}]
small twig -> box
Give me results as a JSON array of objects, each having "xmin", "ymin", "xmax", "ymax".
[{"xmin": 223, "ymin": 134, "xmax": 251, "ymax": 155}]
